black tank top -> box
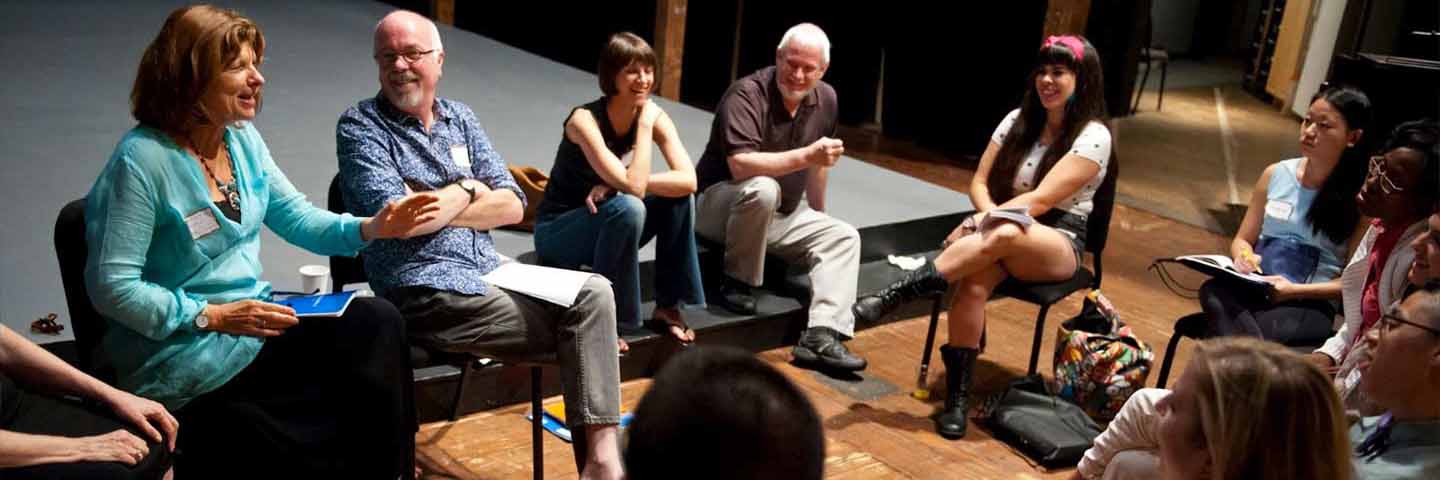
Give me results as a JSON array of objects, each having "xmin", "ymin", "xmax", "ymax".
[{"xmin": 536, "ymin": 97, "xmax": 638, "ymax": 217}]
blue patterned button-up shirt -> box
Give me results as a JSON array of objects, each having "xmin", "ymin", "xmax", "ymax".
[{"xmin": 337, "ymin": 94, "xmax": 524, "ymax": 296}]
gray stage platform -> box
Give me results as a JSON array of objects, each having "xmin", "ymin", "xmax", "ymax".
[{"xmin": 0, "ymin": 0, "xmax": 968, "ymax": 342}]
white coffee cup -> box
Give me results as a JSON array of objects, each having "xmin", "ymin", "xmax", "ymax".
[{"xmin": 299, "ymin": 264, "xmax": 331, "ymax": 295}]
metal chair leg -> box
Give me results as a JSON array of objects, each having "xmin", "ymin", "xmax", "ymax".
[
  {"xmin": 531, "ymin": 366, "xmax": 543, "ymax": 480},
  {"xmin": 1156, "ymin": 59, "xmax": 1168, "ymax": 111},
  {"xmin": 450, "ymin": 359, "xmax": 476, "ymax": 422},
  {"xmin": 1027, "ymin": 305, "xmax": 1050, "ymax": 376},
  {"xmin": 1156, "ymin": 331, "xmax": 1183, "ymax": 388},
  {"xmin": 1132, "ymin": 60, "xmax": 1151, "ymax": 114},
  {"xmin": 916, "ymin": 294, "xmax": 943, "ymax": 394}
]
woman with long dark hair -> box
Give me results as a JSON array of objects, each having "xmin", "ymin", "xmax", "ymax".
[
  {"xmin": 853, "ymin": 35, "xmax": 1112, "ymax": 439},
  {"xmin": 1198, "ymin": 86, "xmax": 1372, "ymax": 346}
]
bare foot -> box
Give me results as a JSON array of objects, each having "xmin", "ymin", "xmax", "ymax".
[{"xmin": 649, "ymin": 307, "xmax": 695, "ymax": 343}]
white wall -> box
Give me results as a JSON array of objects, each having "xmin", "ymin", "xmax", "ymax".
[{"xmin": 1292, "ymin": 0, "xmax": 1349, "ymax": 117}]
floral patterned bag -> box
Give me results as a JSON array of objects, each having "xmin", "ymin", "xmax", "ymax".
[{"xmin": 1052, "ymin": 292, "xmax": 1153, "ymax": 421}]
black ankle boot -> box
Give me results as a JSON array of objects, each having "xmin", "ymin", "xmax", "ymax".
[
  {"xmin": 853, "ymin": 259, "xmax": 948, "ymax": 324},
  {"xmin": 936, "ymin": 344, "xmax": 977, "ymax": 439}
]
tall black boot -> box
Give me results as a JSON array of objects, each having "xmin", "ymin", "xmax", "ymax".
[
  {"xmin": 936, "ymin": 344, "xmax": 977, "ymax": 439},
  {"xmin": 852, "ymin": 259, "xmax": 948, "ymax": 324}
]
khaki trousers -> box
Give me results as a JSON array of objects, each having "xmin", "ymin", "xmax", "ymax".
[{"xmin": 696, "ymin": 177, "xmax": 860, "ymax": 337}]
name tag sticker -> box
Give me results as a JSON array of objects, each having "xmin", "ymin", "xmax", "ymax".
[
  {"xmin": 1265, "ymin": 200, "xmax": 1294, "ymax": 220},
  {"xmin": 185, "ymin": 208, "xmax": 221, "ymax": 240},
  {"xmin": 450, "ymin": 144, "xmax": 471, "ymax": 169}
]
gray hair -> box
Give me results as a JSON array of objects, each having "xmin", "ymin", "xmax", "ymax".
[{"xmin": 776, "ymin": 23, "xmax": 829, "ymax": 64}]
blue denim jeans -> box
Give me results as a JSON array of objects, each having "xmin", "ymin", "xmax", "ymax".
[{"xmin": 535, "ymin": 193, "xmax": 706, "ymax": 329}]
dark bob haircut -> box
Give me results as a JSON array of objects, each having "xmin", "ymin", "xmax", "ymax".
[{"xmin": 597, "ymin": 32, "xmax": 656, "ymax": 96}]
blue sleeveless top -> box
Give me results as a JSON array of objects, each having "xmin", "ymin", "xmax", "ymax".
[{"xmin": 1259, "ymin": 158, "xmax": 1347, "ymax": 283}]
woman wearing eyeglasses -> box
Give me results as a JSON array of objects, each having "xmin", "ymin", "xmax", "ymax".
[
  {"xmin": 1311, "ymin": 119, "xmax": 1439, "ymax": 414},
  {"xmin": 1197, "ymin": 86, "xmax": 1373, "ymax": 347}
]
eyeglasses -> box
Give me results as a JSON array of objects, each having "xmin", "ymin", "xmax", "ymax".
[
  {"xmin": 374, "ymin": 49, "xmax": 436, "ymax": 66},
  {"xmin": 1368, "ymin": 155, "xmax": 1408, "ymax": 195},
  {"xmin": 1379, "ymin": 312, "xmax": 1440, "ymax": 337}
]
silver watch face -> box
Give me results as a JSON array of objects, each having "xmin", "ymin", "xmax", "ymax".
[{"xmin": 195, "ymin": 314, "xmax": 209, "ymax": 329}]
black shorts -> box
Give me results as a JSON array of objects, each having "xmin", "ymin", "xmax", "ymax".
[{"xmin": 1043, "ymin": 211, "xmax": 1087, "ymax": 265}]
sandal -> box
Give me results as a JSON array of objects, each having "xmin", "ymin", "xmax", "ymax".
[
  {"xmin": 645, "ymin": 308, "xmax": 695, "ymax": 344},
  {"xmin": 31, "ymin": 313, "xmax": 64, "ymax": 335}
]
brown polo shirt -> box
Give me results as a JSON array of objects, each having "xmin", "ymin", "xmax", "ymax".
[{"xmin": 697, "ymin": 66, "xmax": 839, "ymax": 214}]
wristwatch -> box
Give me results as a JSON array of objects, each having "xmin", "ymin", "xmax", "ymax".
[
  {"xmin": 194, "ymin": 309, "xmax": 211, "ymax": 330},
  {"xmin": 457, "ymin": 179, "xmax": 480, "ymax": 203}
]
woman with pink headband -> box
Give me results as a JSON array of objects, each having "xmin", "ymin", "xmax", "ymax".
[{"xmin": 854, "ymin": 35, "xmax": 1111, "ymax": 439}]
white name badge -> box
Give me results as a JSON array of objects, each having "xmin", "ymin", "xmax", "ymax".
[
  {"xmin": 450, "ymin": 144, "xmax": 471, "ymax": 169},
  {"xmin": 185, "ymin": 208, "xmax": 221, "ymax": 240},
  {"xmin": 1265, "ymin": 200, "xmax": 1294, "ymax": 220}
]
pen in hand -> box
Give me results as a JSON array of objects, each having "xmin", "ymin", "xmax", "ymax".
[{"xmin": 1242, "ymin": 250, "xmax": 1264, "ymax": 274}]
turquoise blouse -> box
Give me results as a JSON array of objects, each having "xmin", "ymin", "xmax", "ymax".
[{"xmin": 83, "ymin": 123, "xmax": 366, "ymax": 409}]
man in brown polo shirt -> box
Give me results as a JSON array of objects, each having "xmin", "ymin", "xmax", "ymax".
[{"xmin": 694, "ymin": 23, "xmax": 865, "ymax": 372}]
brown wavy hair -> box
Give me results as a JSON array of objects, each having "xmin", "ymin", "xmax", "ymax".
[
  {"xmin": 130, "ymin": 4, "xmax": 265, "ymax": 136},
  {"xmin": 986, "ymin": 36, "xmax": 1108, "ymax": 204},
  {"xmin": 597, "ymin": 32, "xmax": 656, "ymax": 96},
  {"xmin": 1189, "ymin": 337, "xmax": 1352, "ymax": 480}
]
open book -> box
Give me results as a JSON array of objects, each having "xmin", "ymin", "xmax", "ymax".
[
  {"xmin": 1167, "ymin": 254, "xmax": 1274, "ymax": 290},
  {"xmin": 481, "ymin": 262, "xmax": 609, "ymax": 307},
  {"xmin": 978, "ymin": 206, "xmax": 1036, "ymax": 231}
]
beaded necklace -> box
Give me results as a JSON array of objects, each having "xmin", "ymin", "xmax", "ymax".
[{"xmin": 195, "ymin": 142, "xmax": 240, "ymax": 212}]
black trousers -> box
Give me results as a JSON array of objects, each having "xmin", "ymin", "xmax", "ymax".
[
  {"xmin": 1199, "ymin": 279, "xmax": 1336, "ymax": 347},
  {"xmin": 0, "ymin": 375, "xmax": 170, "ymax": 479},
  {"xmin": 173, "ymin": 297, "xmax": 415, "ymax": 479}
]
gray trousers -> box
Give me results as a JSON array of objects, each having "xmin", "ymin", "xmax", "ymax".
[
  {"xmin": 696, "ymin": 176, "xmax": 860, "ymax": 337},
  {"xmin": 386, "ymin": 277, "xmax": 621, "ymax": 426}
]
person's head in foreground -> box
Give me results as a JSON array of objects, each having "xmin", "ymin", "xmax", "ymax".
[
  {"xmin": 624, "ymin": 346, "xmax": 824, "ymax": 480},
  {"xmin": 1158, "ymin": 337, "xmax": 1351, "ymax": 480}
]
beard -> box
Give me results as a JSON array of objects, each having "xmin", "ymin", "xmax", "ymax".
[
  {"xmin": 388, "ymin": 71, "xmax": 424, "ymax": 109},
  {"xmin": 780, "ymin": 87, "xmax": 810, "ymax": 103}
]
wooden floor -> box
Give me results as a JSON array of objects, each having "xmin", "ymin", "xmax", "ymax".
[{"xmin": 415, "ymin": 86, "xmax": 1300, "ymax": 479}]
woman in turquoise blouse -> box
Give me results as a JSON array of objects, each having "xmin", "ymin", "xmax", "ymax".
[{"xmin": 84, "ymin": 6, "xmax": 436, "ymax": 477}]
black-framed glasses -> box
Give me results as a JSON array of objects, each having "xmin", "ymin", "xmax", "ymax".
[
  {"xmin": 1380, "ymin": 312, "xmax": 1440, "ymax": 337},
  {"xmin": 374, "ymin": 49, "xmax": 435, "ymax": 66},
  {"xmin": 1368, "ymin": 155, "xmax": 1408, "ymax": 195}
]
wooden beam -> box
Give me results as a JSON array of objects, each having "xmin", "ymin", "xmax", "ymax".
[
  {"xmin": 1043, "ymin": 0, "xmax": 1092, "ymax": 37},
  {"xmin": 430, "ymin": 0, "xmax": 454, "ymax": 26},
  {"xmin": 654, "ymin": 0, "xmax": 687, "ymax": 100}
]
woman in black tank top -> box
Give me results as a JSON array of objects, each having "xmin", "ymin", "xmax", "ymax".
[{"xmin": 533, "ymin": 33, "xmax": 705, "ymax": 345}]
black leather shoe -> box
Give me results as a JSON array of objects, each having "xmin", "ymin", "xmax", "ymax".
[
  {"xmin": 853, "ymin": 259, "xmax": 948, "ymax": 324},
  {"xmin": 792, "ymin": 327, "xmax": 867, "ymax": 371},
  {"xmin": 715, "ymin": 276, "xmax": 758, "ymax": 315}
]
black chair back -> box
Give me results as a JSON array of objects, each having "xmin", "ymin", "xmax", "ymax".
[
  {"xmin": 327, "ymin": 175, "xmax": 368, "ymax": 288},
  {"xmin": 54, "ymin": 197, "xmax": 114, "ymax": 380},
  {"xmin": 1085, "ymin": 152, "xmax": 1120, "ymax": 287}
]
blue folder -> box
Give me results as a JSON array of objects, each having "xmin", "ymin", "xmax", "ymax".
[{"xmin": 273, "ymin": 290, "xmax": 357, "ymax": 317}]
